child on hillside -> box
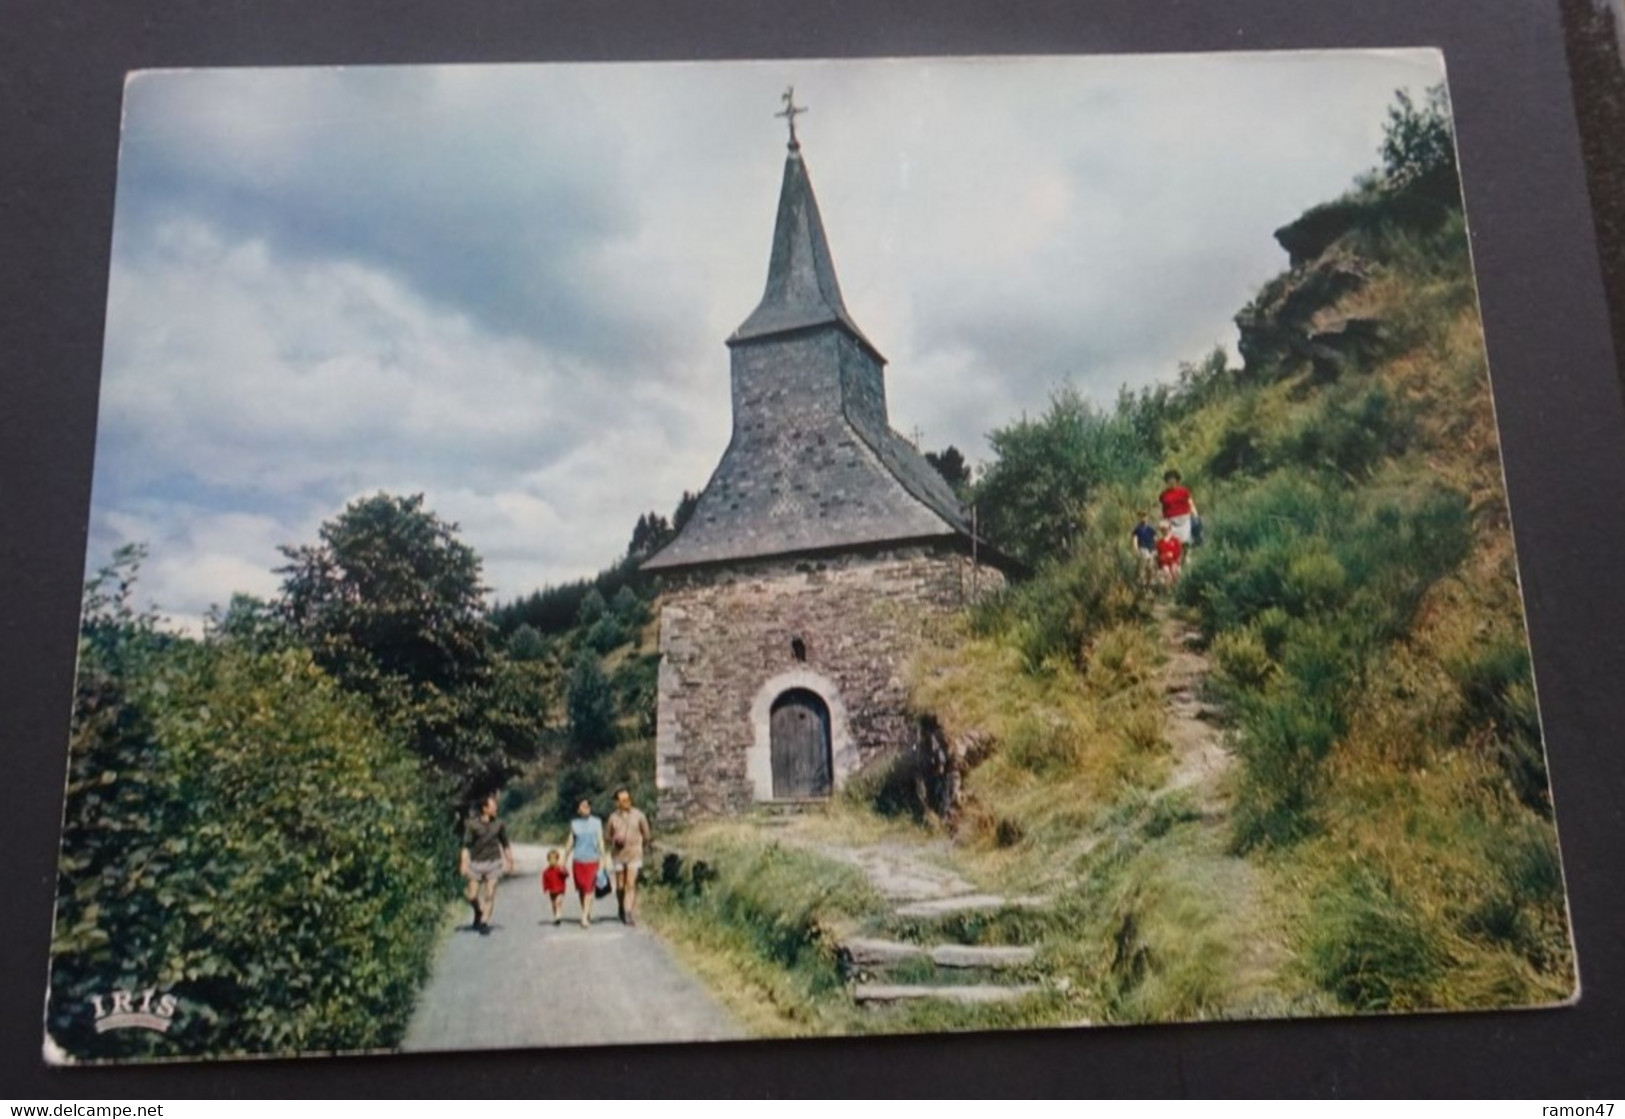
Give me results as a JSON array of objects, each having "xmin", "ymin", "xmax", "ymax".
[
  {"xmin": 1130, "ymin": 511, "xmax": 1158, "ymax": 585},
  {"xmin": 1156, "ymin": 519, "xmax": 1183, "ymax": 589},
  {"xmin": 541, "ymin": 848, "xmax": 568, "ymax": 925}
]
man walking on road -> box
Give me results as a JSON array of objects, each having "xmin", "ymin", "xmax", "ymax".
[
  {"xmin": 607, "ymin": 787, "xmax": 652, "ymax": 926},
  {"xmin": 460, "ymin": 793, "xmax": 514, "ymax": 935}
]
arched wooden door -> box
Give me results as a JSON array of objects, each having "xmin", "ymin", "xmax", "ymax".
[{"xmin": 769, "ymin": 688, "xmax": 833, "ymax": 798}]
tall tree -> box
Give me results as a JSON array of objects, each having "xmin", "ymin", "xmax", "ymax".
[
  {"xmin": 1380, "ymin": 84, "xmax": 1457, "ymax": 199},
  {"xmin": 279, "ymin": 493, "xmax": 541, "ymax": 799},
  {"xmin": 628, "ymin": 511, "xmax": 673, "ymax": 559},
  {"xmin": 925, "ymin": 445, "xmax": 971, "ymax": 492},
  {"xmin": 672, "ymin": 489, "xmax": 701, "ymax": 534},
  {"xmin": 566, "ymin": 652, "xmax": 617, "ymax": 758},
  {"xmin": 973, "ymin": 388, "xmax": 1153, "ymax": 566}
]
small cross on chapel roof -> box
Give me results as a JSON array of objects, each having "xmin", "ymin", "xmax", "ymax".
[{"xmin": 776, "ymin": 86, "xmax": 807, "ymax": 149}]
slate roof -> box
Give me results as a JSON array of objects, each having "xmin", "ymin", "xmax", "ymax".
[
  {"xmin": 643, "ymin": 142, "xmax": 1011, "ymax": 575},
  {"xmin": 728, "ymin": 145, "xmax": 882, "ymax": 359}
]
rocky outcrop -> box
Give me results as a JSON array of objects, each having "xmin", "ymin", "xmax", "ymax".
[{"xmin": 1234, "ymin": 248, "xmax": 1375, "ymax": 376}]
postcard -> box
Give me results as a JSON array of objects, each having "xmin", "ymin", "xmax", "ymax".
[{"xmin": 46, "ymin": 51, "xmax": 1577, "ymax": 1063}]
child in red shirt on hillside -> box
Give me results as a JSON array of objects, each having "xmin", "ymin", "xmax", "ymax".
[
  {"xmin": 541, "ymin": 848, "xmax": 569, "ymax": 925},
  {"xmin": 1156, "ymin": 519, "xmax": 1183, "ymax": 589}
]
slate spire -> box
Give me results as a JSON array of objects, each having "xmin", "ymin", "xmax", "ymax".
[{"xmin": 729, "ymin": 141, "xmax": 882, "ymax": 358}]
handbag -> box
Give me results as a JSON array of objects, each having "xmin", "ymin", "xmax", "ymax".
[{"xmin": 594, "ymin": 867, "xmax": 613, "ymax": 899}]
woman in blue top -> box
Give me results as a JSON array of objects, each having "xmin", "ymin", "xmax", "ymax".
[{"xmin": 564, "ymin": 799, "xmax": 607, "ymax": 928}]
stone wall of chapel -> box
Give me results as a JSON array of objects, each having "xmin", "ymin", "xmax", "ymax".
[{"xmin": 652, "ymin": 546, "xmax": 1004, "ymax": 824}]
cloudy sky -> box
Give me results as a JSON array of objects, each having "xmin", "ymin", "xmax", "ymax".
[{"xmin": 90, "ymin": 50, "xmax": 1448, "ymax": 629}]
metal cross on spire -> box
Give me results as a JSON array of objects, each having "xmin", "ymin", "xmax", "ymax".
[{"xmin": 776, "ymin": 86, "xmax": 807, "ymax": 149}]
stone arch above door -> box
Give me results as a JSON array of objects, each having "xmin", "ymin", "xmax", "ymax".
[{"xmin": 746, "ymin": 669, "xmax": 855, "ymax": 801}]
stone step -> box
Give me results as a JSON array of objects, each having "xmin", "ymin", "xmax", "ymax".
[
  {"xmin": 840, "ymin": 937, "xmax": 1036, "ymax": 970},
  {"xmin": 854, "ymin": 983, "xmax": 1044, "ymax": 1006},
  {"xmin": 893, "ymin": 893, "xmax": 1047, "ymax": 919}
]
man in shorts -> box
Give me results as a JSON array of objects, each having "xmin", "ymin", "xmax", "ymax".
[
  {"xmin": 459, "ymin": 793, "xmax": 513, "ymax": 935},
  {"xmin": 607, "ymin": 787, "xmax": 652, "ymax": 926}
]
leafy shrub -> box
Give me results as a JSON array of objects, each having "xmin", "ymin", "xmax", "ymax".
[
  {"xmin": 1282, "ymin": 548, "xmax": 1349, "ymax": 614},
  {"xmin": 1210, "ymin": 628, "xmax": 1274, "ymax": 692},
  {"xmin": 1380, "ymin": 84, "xmax": 1456, "ymax": 196},
  {"xmin": 547, "ymin": 739, "xmax": 657, "ymax": 827},
  {"xmin": 576, "ymin": 587, "xmax": 608, "ymax": 626},
  {"xmin": 1231, "ymin": 683, "xmax": 1344, "ymax": 849},
  {"xmin": 584, "ymin": 614, "xmax": 629, "ymax": 654},
  {"xmin": 975, "ymin": 537, "xmax": 1142, "ymax": 673},
  {"xmin": 1279, "ymin": 386, "xmax": 1413, "ymax": 481},
  {"xmin": 566, "ymin": 652, "xmax": 617, "ymax": 758},
  {"xmin": 505, "ymin": 623, "xmax": 548, "ymax": 662},
  {"xmin": 975, "ymin": 387, "xmax": 1156, "ymax": 566},
  {"xmin": 51, "ymin": 602, "xmax": 447, "ymax": 1060}
]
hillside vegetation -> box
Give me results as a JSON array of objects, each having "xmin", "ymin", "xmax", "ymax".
[{"xmin": 648, "ymin": 88, "xmax": 1574, "ymax": 1030}]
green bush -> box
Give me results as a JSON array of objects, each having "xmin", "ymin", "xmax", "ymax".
[
  {"xmin": 566, "ymin": 652, "xmax": 617, "ymax": 757},
  {"xmin": 1210, "ymin": 628, "xmax": 1274, "ymax": 693},
  {"xmin": 1307, "ymin": 864, "xmax": 1441, "ymax": 1010},
  {"xmin": 584, "ymin": 615, "xmax": 629, "ymax": 654},
  {"xmin": 974, "ymin": 387, "xmax": 1155, "ymax": 566},
  {"xmin": 975, "ymin": 536, "xmax": 1143, "ymax": 673},
  {"xmin": 1231, "ymin": 682, "xmax": 1345, "ymax": 849},
  {"xmin": 50, "ymin": 622, "xmax": 448, "ymax": 1060},
  {"xmin": 546, "ymin": 739, "xmax": 657, "ymax": 827},
  {"xmin": 1278, "ymin": 386, "xmax": 1413, "ymax": 482},
  {"xmin": 1449, "ymin": 637, "xmax": 1547, "ymax": 813}
]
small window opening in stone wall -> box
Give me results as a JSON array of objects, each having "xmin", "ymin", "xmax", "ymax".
[{"xmin": 791, "ymin": 637, "xmax": 807, "ymax": 662}]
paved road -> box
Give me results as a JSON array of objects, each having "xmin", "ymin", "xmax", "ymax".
[{"xmin": 401, "ymin": 843, "xmax": 742, "ymax": 1052}]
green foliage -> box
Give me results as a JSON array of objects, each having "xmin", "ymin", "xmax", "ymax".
[
  {"xmin": 1381, "ymin": 84, "xmax": 1456, "ymax": 193},
  {"xmin": 51, "ymin": 556, "xmax": 448, "ymax": 1060},
  {"xmin": 973, "ymin": 509, "xmax": 1146, "ymax": 673},
  {"xmin": 1179, "ymin": 477, "xmax": 1472, "ymax": 849},
  {"xmin": 544, "ymin": 739, "xmax": 657, "ymax": 828},
  {"xmin": 279, "ymin": 493, "xmax": 542, "ymax": 801},
  {"xmin": 565, "ymin": 652, "xmax": 617, "ymax": 758},
  {"xmin": 924, "ymin": 445, "xmax": 972, "ymax": 493},
  {"xmin": 628, "ymin": 511, "xmax": 674, "ymax": 560},
  {"xmin": 1306, "ymin": 864, "xmax": 1441, "ymax": 1011},
  {"xmin": 658, "ymin": 837, "xmax": 882, "ymax": 985},
  {"xmin": 576, "ymin": 587, "xmax": 608, "ymax": 627},
  {"xmin": 611, "ymin": 584, "xmax": 649, "ymax": 627},
  {"xmin": 204, "ymin": 593, "xmax": 289, "ymax": 652},
  {"xmin": 611, "ymin": 652, "xmax": 661, "ymax": 739},
  {"xmin": 1459, "ymin": 817, "xmax": 1567, "ymax": 968},
  {"xmin": 505, "ymin": 623, "xmax": 547, "ymax": 662},
  {"xmin": 1448, "ymin": 638, "xmax": 1548, "ymax": 813},
  {"xmin": 974, "ymin": 387, "xmax": 1155, "ymax": 566},
  {"xmin": 1280, "ymin": 385, "xmax": 1414, "ymax": 481},
  {"xmin": 584, "ymin": 615, "xmax": 629, "ymax": 654}
]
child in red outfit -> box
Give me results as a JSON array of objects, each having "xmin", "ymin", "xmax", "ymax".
[
  {"xmin": 541, "ymin": 848, "xmax": 568, "ymax": 925},
  {"xmin": 1156, "ymin": 520, "xmax": 1183, "ymax": 588}
]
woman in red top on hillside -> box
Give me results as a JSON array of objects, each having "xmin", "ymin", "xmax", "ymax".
[{"xmin": 1159, "ymin": 469, "xmax": 1199, "ymax": 547}]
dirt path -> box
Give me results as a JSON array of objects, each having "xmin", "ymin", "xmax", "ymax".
[
  {"xmin": 1157, "ymin": 609, "xmax": 1234, "ymax": 810},
  {"xmin": 401, "ymin": 843, "xmax": 742, "ymax": 1052},
  {"xmin": 1150, "ymin": 603, "xmax": 1292, "ymax": 1004}
]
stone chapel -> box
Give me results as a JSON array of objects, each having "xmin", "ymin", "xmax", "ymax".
[{"xmin": 642, "ymin": 118, "xmax": 1018, "ymax": 823}]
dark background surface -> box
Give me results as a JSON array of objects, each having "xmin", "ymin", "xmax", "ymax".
[{"xmin": 4, "ymin": 0, "xmax": 1623, "ymax": 1098}]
